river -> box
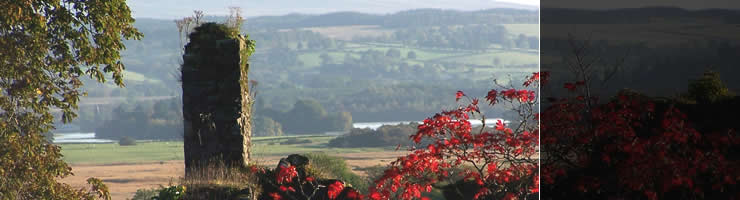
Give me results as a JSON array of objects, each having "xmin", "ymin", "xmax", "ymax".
[{"xmin": 53, "ymin": 119, "xmax": 509, "ymax": 143}]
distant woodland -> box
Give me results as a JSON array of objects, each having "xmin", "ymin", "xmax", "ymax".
[{"xmin": 68, "ymin": 9, "xmax": 540, "ymax": 139}]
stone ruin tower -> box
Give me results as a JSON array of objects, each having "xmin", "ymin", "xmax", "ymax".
[{"xmin": 181, "ymin": 23, "xmax": 255, "ymax": 174}]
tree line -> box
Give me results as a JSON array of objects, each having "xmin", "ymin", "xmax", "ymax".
[{"xmin": 243, "ymin": 8, "xmax": 538, "ymax": 30}]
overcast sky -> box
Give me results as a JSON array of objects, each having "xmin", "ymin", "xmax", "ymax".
[{"xmin": 497, "ymin": 0, "xmax": 538, "ymax": 6}]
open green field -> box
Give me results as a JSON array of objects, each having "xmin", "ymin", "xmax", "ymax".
[
  {"xmin": 297, "ymin": 51, "xmax": 352, "ymax": 68},
  {"xmin": 292, "ymin": 41, "xmax": 538, "ymax": 70},
  {"xmin": 60, "ymin": 141, "xmax": 184, "ymax": 164},
  {"xmin": 297, "ymin": 44, "xmax": 470, "ymax": 64},
  {"xmin": 343, "ymin": 43, "xmax": 470, "ymax": 61},
  {"xmin": 445, "ymin": 50, "xmax": 538, "ymax": 66},
  {"xmin": 59, "ymin": 135, "xmax": 394, "ymax": 164},
  {"xmin": 503, "ymin": 24, "xmax": 539, "ymax": 37},
  {"xmin": 297, "ymin": 52, "xmax": 326, "ymax": 68}
]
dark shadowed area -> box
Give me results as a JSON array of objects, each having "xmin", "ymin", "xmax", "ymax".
[{"xmin": 541, "ymin": 0, "xmax": 740, "ymax": 199}]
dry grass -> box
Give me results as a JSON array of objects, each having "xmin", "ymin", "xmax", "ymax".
[
  {"xmin": 59, "ymin": 160, "xmax": 185, "ymax": 200},
  {"xmin": 180, "ymin": 161, "xmax": 257, "ymax": 190},
  {"xmin": 61, "ymin": 152, "xmax": 411, "ymax": 199},
  {"xmin": 179, "ymin": 158, "xmax": 261, "ymax": 200}
]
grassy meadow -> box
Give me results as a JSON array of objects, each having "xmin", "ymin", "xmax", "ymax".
[
  {"xmin": 59, "ymin": 135, "xmax": 396, "ymax": 165},
  {"xmin": 502, "ymin": 24, "xmax": 540, "ymax": 37},
  {"xmin": 285, "ymin": 24, "xmax": 539, "ymax": 76}
]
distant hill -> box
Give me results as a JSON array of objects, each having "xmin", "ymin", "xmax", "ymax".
[
  {"xmin": 242, "ymin": 8, "xmax": 538, "ymax": 29},
  {"xmin": 78, "ymin": 8, "xmax": 539, "ymax": 129},
  {"xmin": 126, "ymin": 0, "xmax": 537, "ymax": 19}
]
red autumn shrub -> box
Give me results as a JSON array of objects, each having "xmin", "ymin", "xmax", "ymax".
[
  {"xmin": 257, "ymin": 157, "xmax": 363, "ymax": 200},
  {"xmin": 328, "ymin": 181, "xmax": 345, "ymax": 199},
  {"xmin": 277, "ymin": 166, "xmax": 298, "ymax": 184},
  {"xmin": 540, "ymin": 72, "xmax": 740, "ymax": 199},
  {"xmin": 369, "ymin": 73, "xmax": 542, "ymax": 200}
]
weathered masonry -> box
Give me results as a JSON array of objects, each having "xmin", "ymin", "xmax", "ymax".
[{"xmin": 181, "ymin": 23, "xmax": 255, "ymax": 174}]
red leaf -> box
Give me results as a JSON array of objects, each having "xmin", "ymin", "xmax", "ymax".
[
  {"xmin": 456, "ymin": 91, "xmax": 465, "ymax": 101},
  {"xmin": 487, "ymin": 163, "xmax": 498, "ymax": 175},
  {"xmin": 369, "ymin": 192, "xmax": 383, "ymax": 200},
  {"xmin": 328, "ymin": 181, "xmax": 345, "ymax": 199},
  {"xmin": 276, "ymin": 166, "xmax": 297, "ymax": 184},
  {"xmin": 495, "ymin": 119, "xmax": 506, "ymax": 131},
  {"xmin": 564, "ymin": 82, "xmax": 577, "ymax": 91},
  {"xmin": 345, "ymin": 189, "xmax": 362, "ymax": 200},
  {"xmin": 486, "ymin": 89, "xmax": 498, "ymax": 105},
  {"xmin": 427, "ymin": 144, "xmax": 438, "ymax": 154},
  {"xmin": 269, "ymin": 192, "xmax": 282, "ymax": 200},
  {"xmin": 503, "ymin": 192, "xmax": 516, "ymax": 200}
]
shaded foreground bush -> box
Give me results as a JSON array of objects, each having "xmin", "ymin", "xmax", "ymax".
[
  {"xmin": 363, "ymin": 164, "xmax": 477, "ymax": 200},
  {"xmin": 280, "ymin": 138, "xmax": 313, "ymax": 145},
  {"xmin": 119, "ymin": 136, "xmax": 137, "ymax": 146},
  {"xmin": 541, "ymin": 69, "xmax": 740, "ymax": 199},
  {"xmin": 131, "ymin": 187, "xmax": 159, "ymax": 200},
  {"xmin": 252, "ymin": 154, "xmax": 363, "ymax": 200},
  {"xmin": 303, "ymin": 152, "xmax": 369, "ymax": 193},
  {"xmin": 154, "ymin": 185, "xmax": 187, "ymax": 200},
  {"xmin": 133, "ymin": 154, "xmax": 368, "ymax": 200}
]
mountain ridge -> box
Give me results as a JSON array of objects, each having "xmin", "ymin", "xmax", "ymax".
[{"xmin": 127, "ymin": 0, "xmax": 537, "ymax": 19}]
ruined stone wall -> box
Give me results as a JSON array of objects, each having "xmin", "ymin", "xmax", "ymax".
[{"xmin": 181, "ymin": 23, "xmax": 254, "ymax": 173}]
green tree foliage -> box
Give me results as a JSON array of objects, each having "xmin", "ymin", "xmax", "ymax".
[
  {"xmin": 249, "ymin": 29, "xmax": 331, "ymax": 50},
  {"xmin": 153, "ymin": 185, "xmax": 187, "ymax": 200},
  {"xmin": 252, "ymin": 116, "xmax": 284, "ymax": 137},
  {"xmin": 74, "ymin": 105, "xmax": 105, "ymax": 132},
  {"xmin": 407, "ymin": 51, "xmax": 417, "ymax": 59},
  {"xmin": 687, "ymin": 70, "xmax": 733, "ymax": 104},
  {"xmin": 527, "ymin": 35, "xmax": 539, "ymax": 49},
  {"xmin": 304, "ymin": 152, "xmax": 369, "ymax": 193},
  {"xmin": 119, "ymin": 136, "xmax": 137, "ymax": 146},
  {"xmin": 282, "ymin": 99, "xmax": 328, "ymax": 134},
  {"xmin": 0, "ymin": 0, "xmax": 141, "ymax": 199},
  {"xmin": 261, "ymin": 99, "xmax": 354, "ymax": 134},
  {"xmin": 515, "ymin": 33, "xmax": 530, "ymax": 49},
  {"xmin": 392, "ymin": 25, "xmax": 511, "ymax": 50},
  {"xmin": 326, "ymin": 111, "xmax": 353, "ymax": 132},
  {"xmin": 96, "ymin": 99, "xmax": 182, "ymax": 140},
  {"xmin": 290, "ymin": 99, "xmax": 328, "ymax": 120},
  {"xmin": 99, "ymin": 10, "xmax": 536, "ymax": 123},
  {"xmin": 131, "ymin": 188, "xmax": 160, "ymax": 200},
  {"xmin": 328, "ymin": 123, "xmax": 420, "ymax": 148},
  {"xmin": 385, "ymin": 48, "xmax": 402, "ymax": 59},
  {"xmin": 279, "ymin": 138, "xmax": 312, "ymax": 145},
  {"xmin": 242, "ymin": 9, "xmax": 537, "ymax": 30},
  {"xmin": 265, "ymin": 47, "xmax": 302, "ymax": 68},
  {"xmin": 319, "ymin": 52, "xmax": 334, "ymax": 65}
]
